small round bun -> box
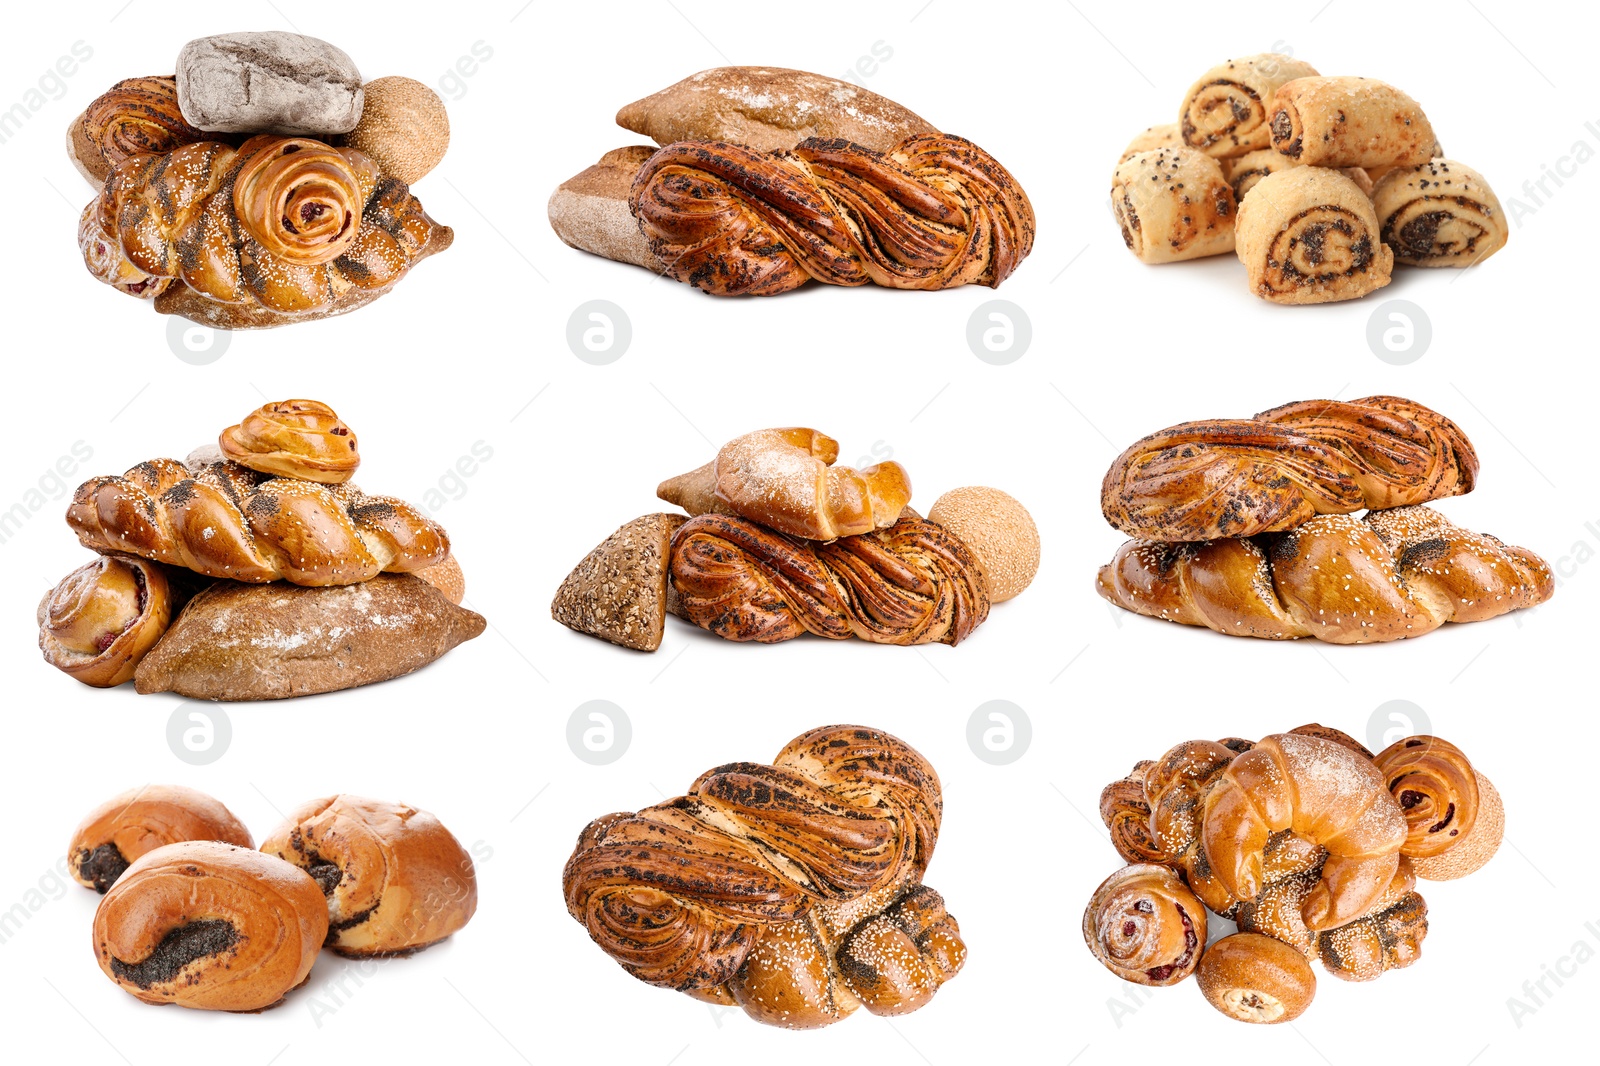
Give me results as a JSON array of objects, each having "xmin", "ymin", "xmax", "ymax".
[
  {"xmin": 1196, "ymin": 933, "xmax": 1315, "ymax": 1024},
  {"xmin": 344, "ymin": 76, "xmax": 449, "ymax": 184},
  {"xmin": 1412, "ymin": 771, "xmax": 1504, "ymax": 880},
  {"xmin": 927, "ymin": 486, "xmax": 1039, "ymax": 603}
]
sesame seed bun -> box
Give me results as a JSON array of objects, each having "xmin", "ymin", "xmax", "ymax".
[
  {"xmin": 927, "ymin": 487, "xmax": 1039, "ymax": 603},
  {"xmin": 343, "ymin": 76, "xmax": 449, "ymax": 185},
  {"xmin": 1411, "ymin": 771, "xmax": 1503, "ymax": 881}
]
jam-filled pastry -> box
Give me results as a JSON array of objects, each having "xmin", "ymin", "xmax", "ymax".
[
  {"xmin": 1082, "ymin": 863, "xmax": 1206, "ymax": 986},
  {"xmin": 260, "ymin": 795, "xmax": 478, "ymax": 956},
  {"xmin": 38, "ymin": 555, "xmax": 173, "ymax": 687},
  {"xmin": 69, "ymin": 785, "xmax": 253, "ymax": 892}
]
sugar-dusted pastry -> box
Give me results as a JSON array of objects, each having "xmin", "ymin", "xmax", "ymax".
[
  {"xmin": 1235, "ymin": 167, "xmax": 1392, "ymax": 303},
  {"xmin": 551, "ymin": 513, "xmax": 686, "ymax": 651},
  {"xmin": 1372, "ymin": 159, "xmax": 1508, "ymax": 267},
  {"xmin": 1119, "ymin": 122, "xmax": 1182, "ymax": 162},
  {"xmin": 1196, "ymin": 933, "xmax": 1316, "ymax": 1023},
  {"xmin": 38, "ymin": 555, "xmax": 173, "ymax": 688},
  {"xmin": 69, "ymin": 785, "xmax": 253, "ymax": 892},
  {"xmin": 92, "ymin": 841, "xmax": 327, "ymax": 1012},
  {"xmin": 261, "ymin": 795, "xmax": 477, "ymax": 956},
  {"xmin": 1179, "ymin": 54, "xmax": 1321, "ymax": 157},
  {"xmin": 219, "ymin": 399, "xmax": 359, "ymax": 484},
  {"xmin": 1083, "ymin": 864, "xmax": 1206, "ymax": 986},
  {"xmin": 133, "ymin": 572, "xmax": 484, "ymax": 700},
  {"xmin": 1268, "ymin": 77, "xmax": 1436, "ymax": 169},
  {"xmin": 1112, "ymin": 148, "xmax": 1236, "ymax": 263}
]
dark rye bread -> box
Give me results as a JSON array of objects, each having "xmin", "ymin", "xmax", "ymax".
[
  {"xmin": 552, "ymin": 513, "xmax": 685, "ymax": 651},
  {"xmin": 134, "ymin": 573, "xmax": 484, "ymax": 700},
  {"xmin": 547, "ymin": 145, "xmax": 659, "ymax": 269}
]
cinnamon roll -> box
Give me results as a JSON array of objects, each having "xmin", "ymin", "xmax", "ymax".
[
  {"xmin": 231, "ymin": 137, "xmax": 377, "ymax": 268},
  {"xmin": 1372, "ymin": 160, "xmax": 1508, "ymax": 267},
  {"xmin": 1268, "ymin": 77, "xmax": 1436, "ymax": 169},
  {"xmin": 1235, "ymin": 167, "xmax": 1393, "ymax": 303},
  {"xmin": 73, "ymin": 75, "xmax": 210, "ymax": 183},
  {"xmin": 1082, "ymin": 864, "xmax": 1206, "ymax": 986},
  {"xmin": 38, "ymin": 555, "xmax": 173, "ymax": 688},
  {"xmin": 1112, "ymin": 148, "xmax": 1237, "ymax": 263},
  {"xmin": 70, "ymin": 786, "xmax": 253, "ymax": 892},
  {"xmin": 1374, "ymin": 736, "xmax": 1503, "ymax": 880},
  {"xmin": 219, "ymin": 399, "xmax": 360, "ymax": 484},
  {"xmin": 1179, "ymin": 54, "xmax": 1321, "ymax": 157}
]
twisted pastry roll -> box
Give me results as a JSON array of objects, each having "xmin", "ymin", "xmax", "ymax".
[
  {"xmin": 1374, "ymin": 736, "xmax": 1503, "ymax": 879},
  {"xmin": 631, "ymin": 134, "xmax": 1034, "ymax": 295},
  {"xmin": 69, "ymin": 785, "xmax": 252, "ymax": 893},
  {"xmin": 92, "ymin": 841, "xmax": 327, "ymax": 1012},
  {"xmin": 1082, "ymin": 864, "xmax": 1206, "ymax": 986},
  {"xmin": 564, "ymin": 726, "xmax": 961, "ymax": 1027},
  {"xmin": 1268, "ymin": 77, "xmax": 1436, "ymax": 169},
  {"xmin": 1179, "ymin": 54, "xmax": 1321, "ymax": 157},
  {"xmin": 1102, "ymin": 395, "xmax": 1478, "ymax": 542},
  {"xmin": 1111, "ymin": 148, "xmax": 1236, "ymax": 263},
  {"xmin": 68, "ymin": 457, "xmax": 449, "ymax": 586},
  {"xmin": 1098, "ymin": 505, "xmax": 1553, "ymax": 643},
  {"xmin": 73, "ymin": 76, "xmax": 211, "ymax": 183},
  {"xmin": 79, "ymin": 134, "xmax": 451, "ymax": 328},
  {"xmin": 1372, "ymin": 160, "xmax": 1509, "ymax": 267},
  {"xmin": 1099, "ymin": 763, "xmax": 1173, "ymax": 865},
  {"xmin": 1235, "ymin": 167, "xmax": 1393, "ymax": 303},
  {"xmin": 261, "ymin": 795, "xmax": 478, "ymax": 956},
  {"xmin": 38, "ymin": 555, "xmax": 172, "ymax": 687},
  {"xmin": 669, "ymin": 513, "xmax": 989, "ymax": 645},
  {"xmin": 219, "ymin": 399, "xmax": 360, "ymax": 484}
]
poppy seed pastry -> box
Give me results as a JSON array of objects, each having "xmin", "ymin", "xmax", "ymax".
[
  {"xmin": 1111, "ymin": 148, "xmax": 1236, "ymax": 263},
  {"xmin": 92, "ymin": 841, "xmax": 327, "ymax": 1011},
  {"xmin": 1179, "ymin": 54, "xmax": 1322, "ymax": 157},
  {"xmin": 1235, "ymin": 166, "xmax": 1393, "ymax": 303},
  {"xmin": 69, "ymin": 785, "xmax": 253, "ymax": 892},
  {"xmin": 260, "ymin": 795, "xmax": 477, "ymax": 956},
  {"xmin": 1268, "ymin": 76, "xmax": 1436, "ymax": 170},
  {"xmin": 927, "ymin": 486, "xmax": 1039, "ymax": 603}
]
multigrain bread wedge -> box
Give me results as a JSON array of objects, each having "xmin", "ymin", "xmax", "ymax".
[{"xmin": 551, "ymin": 513, "xmax": 686, "ymax": 651}]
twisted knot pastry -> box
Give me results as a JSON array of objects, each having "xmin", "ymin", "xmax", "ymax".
[
  {"xmin": 69, "ymin": 785, "xmax": 252, "ymax": 893},
  {"xmin": 37, "ymin": 555, "xmax": 172, "ymax": 687},
  {"xmin": 631, "ymin": 134, "xmax": 1034, "ymax": 295},
  {"xmin": 220, "ymin": 399, "xmax": 360, "ymax": 484},
  {"xmin": 261, "ymin": 795, "xmax": 478, "ymax": 956},
  {"xmin": 1102, "ymin": 395, "xmax": 1478, "ymax": 542},
  {"xmin": 92, "ymin": 841, "xmax": 327, "ymax": 1012},
  {"xmin": 68, "ymin": 457, "xmax": 449, "ymax": 586},
  {"xmin": 1083, "ymin": 864, "xmax": 1206, "ymax": 986},
  {"xmin": 563, "ymin": 726, "xmax": 963, "ymax": 1028},
  {"xmin": 669, "ymin": 514, "xmax": 990, "ymax": 646},
  {"xmin": 79, "ymin": 132, "xmax": 450, "ymax": 327},
  {"xmin": 1097, "ymin": 505, "xmax": 1554, "ymax": 643},
  {"xmin": 75, "ymin": 76, "xmax": 210, "ymax": 181},
  {"xmin": 658, "ymin": 428, "xmax": 912, "ymax": 541}
]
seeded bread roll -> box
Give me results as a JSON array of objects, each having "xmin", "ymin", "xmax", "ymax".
[
  {"xmin": 1179, "ymin": 54, "xmax": 1321, "ymax": 157},
  {"xmin": 548, "ymin": 146, "xmax": 660, "ymax": 270},
  {"xmin": 551, "ymin": 513, "xmax": 686, "ymax": 651},
  {"xmin": 1268, "ymin": 77, "xmax": 1436, "ymax": 169},
  {"xmin": 1235, "ymin": 166, "xmax": 1392, "ymax": 303},
  {"xmin": 1112, "ymin": 148, "xmax": 1237, "ymax": 263}
]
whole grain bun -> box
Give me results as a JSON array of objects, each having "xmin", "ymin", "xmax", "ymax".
[
  {"xmin": 548, "ymin": 146, "xmax": 659, "ymax": 269},
  {"xmin": 551, "ymin": 513, "xmax": 686, "ymax": 651},
  {"xmin": 616, "ymin": 67, "xmax": 936, "ymax": 154},
  {"xmin": 342, "ymin": 76, "xmax": 450, "ymax": 184}
]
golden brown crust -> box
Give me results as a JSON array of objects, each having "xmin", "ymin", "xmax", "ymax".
[
  {"xmin": 69, "ymin": 786, "xmax": 253, "ymax": 892},
  {"xmin": 260, "ymin": 795, "xmax": 477, "ymax": 956},
  {"xmin": 75, "ymin": 76, "xmax": 212, "ymax": 183},
  {"xmin": 1178, "ymin": 55, "xmax": 1321, "ymax": 157},
  {"xmin": 926, "ymin": 487, "xmax": 1037, "ymax": 604},
  {"xmin": 631, "ymin": 134, "xmax": 1034, "ymax": 295},
  {"xmin": 1373, "ymin": 737, "xmax": 1502, "ymax": 881},
  {"xmin": 551, "ymin": 514, "xmax": 685, "ymax": 651},
  {"xmin": 669, "ymin": 513, "xmax": 989, "ymax": 646},
  {"xmin": 38, "ymin": 555, "xmax": 173, "ymax": 687},
  {"xmin": 219, "ymin": 399, "xmax": 360, "ymax": 484},
  {"xmin": 1235, "ymin": 167, "xmax": 1393, "ymax": 303},
  {"xmin": 92, "ymin": 841, "xmax": 326, "ymax": 1012},
  {"xmin": 1268, "ymin": 77, "xmax": 1436, "ymax": 169},
  {"xmin": 1197, "ymin": 933, "xmax": 1315, "ymax": 1023},
  {"xmin": 414, "ymin": 554, "xmax": 466, "ymax": 605},
  {"xmin": 341, "ymin": 76, "xmax": 450, "ymax": 185},
  {"xmin": 1082, "ymin": 864, "xmax": 1206, "ymax": 986}
]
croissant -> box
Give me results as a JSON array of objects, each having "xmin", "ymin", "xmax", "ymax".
[
  {"xmin": 69, "ymin": 785, "xmax": 253, "ymax": 892},
  {"xmin": 1097, "ymin": 505, "xmax": 1553, "ymax": 643},
  {"xmin": 563, "ymin": 725, "xmax": 963, "ymax": 1028},
  {"xmin": 669, "ymin": 513, "xmax": 989, "ymax": 646},
  {"xmin": 68, "ymin": 457, "xmax": 449, "ymax": 586},
  {"xmin": 1102, "ymin": 396, "xmax": 1478, "ymax": 542},
  {"xmin": 79, "ymin": 131, "xmax": 451, "ymax": 328},
  {"xmin": 631, "ymin": 134, "xmax": 1034, "ymax": 295},
  {"xmin": 92, "ymin": 840, "xmax": 327, "ymax": 1011}
]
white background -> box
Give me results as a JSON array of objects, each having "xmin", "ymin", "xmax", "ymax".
[{"xmin": 0, "ymin": 1, "xmax": 1595, "ymax": 1063}]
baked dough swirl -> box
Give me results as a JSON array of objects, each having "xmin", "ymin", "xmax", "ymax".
[
  {"xmin": 219, "ymin": 399, "xmax": 360, "ymax": 484},
  {"xmin": 1082, "ymin": 863, "xmax": 1206, "ymax": 986},
  {"xmin": 1178, "ymin": 54, "xmax": 1321, "ymax": 157},
  {"xmin": 77, "ymin": 76, "xmax": 209, "ymax": 179},
  {"xmin": 1235, "ymin": 167, "xmax": 1393, "ymax": 303},
  {"xmin": 38, "ymin": 555, "xmax": 172, "ymax": 687},
  {"xmin": 231, "ymin": 137, "xmax": 375, "ymax": 265},
  {"xmin": 631, "ymin": 134, "xmax": 1034, "ymax": 295},
  {"xmin": 1371, "ymin": 160, "xmax": 1508, "ymax": 267}
]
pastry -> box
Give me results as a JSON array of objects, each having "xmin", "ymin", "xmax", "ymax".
[
  {"xmin": 133, "ymin": 572, "xmax": 485, "ymax": 700},
  {"xmin": 670, "ymin": 513, "xmax": 989, "ymax": 646},
  {"xmin": 176, "ymin": 32, "xmax": 364, "ymax": 135},
  {"xmin": 1269, "ymin": 77, "xmax": 1436, "ymax": 169},
  {"xmin": 563, "ymin": 725, "xmax": 962, "ymax": 1028},
  {"xmin": 261, "ymin": 795, "xmax": 477, "ymax": 956},
  {"xmin": 1374, "ymin": 736, "xmax": 1504, "ymax": 879},
  {"xmin": 69, "ymin": 785, "xmax": 252, "ymax": 892},
  {"xmin": 70, "ymin": 75, "xmax": 211, "ymax": 185},
  {"xmin": 219, "ymin": 399, "xmax": 360, "ymax": 483},
  {"xmin": 92, "ymin": 840, "xmax": 327, "ymax": 1012},
  {"xmin": 79, "ymin": 132, "xmax": 451, "ymax": 328},
  {"xmin": 548, "ymin": 146, "xmax": 661, "ymax": 270},
  {"xmin": 1222, "ymin": 150, "xmax": 1374, "ymax": 201},
  {"xmin": 631, "ymin": 135, "xmax": 1033, "ymax": 294},
  {"xmin": 1082, "ymin": 864, "xmax": 1205, "ymax": 986},
  {"xmin": 69, "ymin": 457, "xmax": 449, "ymax": 586},
  {"xmin": 1179, "ymin": 54, "xmax": 1321, "ymax": 157},
  {"xmin": 1119, "ymin": 122, "xmax": 1182, "ymax": 162},
  {"xmin": 1371, "ymin": 159, "xmax": 1508, "ymax": 267},
  {"xmin": 551, "ymin": 513, "xmax": 686, "ymax": 651},
  {"xmin": 1111, "ymin": 148, "xmax": 1236, "ymax": 263},
  {"xmin": 615, "ymin": 67, "xmax": 935, "ymax": 154},
  {"xmin": 1102, "ymin": 396, "xmax": 1478, "ymax": 542},
  {"xmin": 925, "ymin": 487, "xmax": 1039, "ymax": 603},
  {"xmin": 38, "ymin": 555, "xmax": 173, "ymax": 687},
  {"xmin": 1235, "ymin": 166, "xmax": 1393, "ymax": 303},
  {"xmin": 1097, "ymin": 505, "xmax": 1553, "ymax": 643},
  {"xmin": 1196, "ymin": 933, "xmax": 1316, "ymax": 1023},
  {"xmin": 340, "ymin": 76, "xmax": 449, "ymax": 184},
  {"xmin": 658, "ymin": 428, "xmax": 912, "ymax": 542}
]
